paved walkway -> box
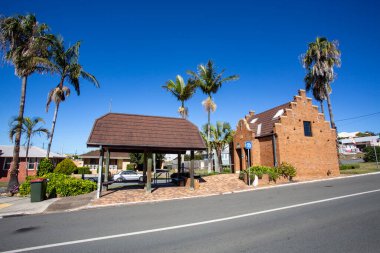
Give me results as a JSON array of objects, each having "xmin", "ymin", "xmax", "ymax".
[
  {"xmin": 91, "ymin": 174, "xmax": 252, "ymax": 206},
  {"xmin": 0, "ymin": 196, "xmax": 58, "ymax": 217}
]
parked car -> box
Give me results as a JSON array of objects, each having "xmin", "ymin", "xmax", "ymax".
[{"xmin": 113, "ymin": 170, "xmax": 143, "ymax": 182}]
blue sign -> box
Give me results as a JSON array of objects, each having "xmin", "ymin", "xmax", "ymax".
[{"xmin": 245, "ymin": 141, "xmax": 252, "ymax": 150}]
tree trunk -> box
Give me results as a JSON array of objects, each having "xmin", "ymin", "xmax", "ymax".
[
  {"xmin": 216, "ymin": 147, "xmax": 223, "ymax": 173},
  {"xmin": 25, "ymin": 137, "xmax": 30, "ymax": 178},
  {"xmin": 325, "ymin": 83, "xmax": 336, "ymax": 130},
  {"xmin": 320, "ymin": 101, "xmax": 325, "ymax": 114},
  {"xmin": 207, "ymin": 107, "xmax": 212, "ymax": 173},
  {"xmin": 46, "ymin": 103, "xmax": 59, "ymax": 158},
  {"xmin": 7, "ymin": 76, "xmax": 28, "ymax": 192}
]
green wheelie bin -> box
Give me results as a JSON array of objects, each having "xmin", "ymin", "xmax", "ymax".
[{"xmin": 30, "ymin": 178, "xmax": 47, "ymax": 202}]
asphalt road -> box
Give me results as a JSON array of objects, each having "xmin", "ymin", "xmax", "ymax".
[{"xmin": 1, "ymin": 173, "xmax": 380, "ymax": 253}]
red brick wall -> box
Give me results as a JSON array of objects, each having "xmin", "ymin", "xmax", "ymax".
[
  {"xmin": 274, "ymin": 90, "xmax": 339, "ymax": 178},
  {"xmin": 232, "ymin": 90, "xmax": 340, "ymax": 179},
  {"xmin": 0, "ymin": 161, "xmax": 38, "ymax": 183}
]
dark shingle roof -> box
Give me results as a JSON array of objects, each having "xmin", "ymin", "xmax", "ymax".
[
  {"xmin": 87, "ymin": 113, "xmax": 206, "ymax": 151},
  {"xmin": 79, "ymin": 150, "xmax": 130, "ymax": 159},
  {"xmin": 248, "ymin": 103, "xmax": 290, "ymax": 137}
]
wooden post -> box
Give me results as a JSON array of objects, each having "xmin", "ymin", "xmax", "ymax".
[
  {"xmin": 96, "ymin": 146, "xmax": 104, "ymax": 199},
  {"xmin": 105, "ymin": 149, "xmax": 110, "ymax": 183},
  {"xmin": 153, "ymin": 153, "xmax": 156, "ymax": 174},
  {"xmin": 143, "ymin": 150, "xmax": 148, "ymax": 185},
  {"xmin": 190, "ymin": 150, "xmax": 195, "ymax": 190},
  {"xmin": 177, "ymin": 152, "xmax": 181, "ymax": 181},
  {"xmin": 146, "ymin": 156, "xmax": 152, "ymax": 193}
]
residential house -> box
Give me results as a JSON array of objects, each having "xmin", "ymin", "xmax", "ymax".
[
  {"xmin": 0, "ymin": 145, "xmax": 65, "ymax": 182},
  {"xmin": 339, "ymin": 136, "xmax": 379, "ymax": 154},
  {"xmin": 78, "ymin": 150, "xmax": 130, "ymax": 174},
  {"xmin": 232, "ymin": 90, "xmax": 340, "ymax": 178}
]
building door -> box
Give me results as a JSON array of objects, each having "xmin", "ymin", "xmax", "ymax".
[{"xmin": 236, "ymin": 148, "xmax": 243, "ymax": 171}]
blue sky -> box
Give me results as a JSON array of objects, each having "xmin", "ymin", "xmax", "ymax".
[{"xmin": 1, "ymin": 0, "xmax": 379, "ymax": 155}]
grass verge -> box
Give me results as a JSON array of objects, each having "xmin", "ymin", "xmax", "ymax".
[{"xmin": 340, "ymin": 162, "xmax": 380, "ymax": 175}]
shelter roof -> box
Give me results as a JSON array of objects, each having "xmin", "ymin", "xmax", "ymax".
[{"xmin": 87, "ymin": 113, "xmax": 206, "ymax": 152}]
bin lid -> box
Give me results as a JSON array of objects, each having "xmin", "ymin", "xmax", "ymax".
[{"xmin": 30, "ymin": 178, "xmax": 46, "ymax": 183}]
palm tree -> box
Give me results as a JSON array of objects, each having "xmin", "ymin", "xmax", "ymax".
[
  {"xmin": 188, "ymin": 60, "xmax": 239, "ymax": 172},
  {"xmin": 0, "ymin": 14, "xmax": 52, "ymax": 190},
  {"xmin": 162, "ymin": 75, "xmax": 196, "ymax": 119},
  {"xmin": 201, "ymin": 122, "xmax": 234, "ymax": 172},
  {"xmin": 45, "ymin": 37, "xmax": 100, "ymax": 158},
  {"xmin": 302, "ymin": 37, "xmax": 341, "ymax": 129},
  {"xmin": 9, "ymin": 117, "xmax": 49, "ymax": 177}
]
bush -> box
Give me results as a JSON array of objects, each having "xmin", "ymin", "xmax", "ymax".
[
  {"xmin": 222, "ymin": 167, "xmax": 231, "ymax": 173},
  {"xmin": 37, "ymin": 158, "xmax": 54, "ymax": 176},
  {"xmin": 363, "ymin": 146, "xmax": 380, "ymax": 162},
  {"xmin": 277, "ymin": 162, "xmax": 297, "ymax": 179},
  {"xmin": 339, "ymin": 164, "xmax": 360, "ymax": 170},
  {"xmin": 126, "ymin": 164, "xmax": 135, "ymax": 170},
  {"xmin": 267, "ymin": 167, "xmax": 280, "ymax": 182},
  {"xmin": 54, "ymin": 158, "xmax": 77, "ymax": 175},
  {"xmin": 74, "ymin": 167, "xmax": 91, "ymax": 174},
  {"xmin": 19, "ymin": 173, "xmax": 97, "ymax": 197},
  {"xmin": 248, "ymin": 166, "xmax": 272, "ymax": 179}
]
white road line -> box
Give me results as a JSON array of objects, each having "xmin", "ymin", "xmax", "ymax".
[{"xmin": 2, "ymin": 188, "xmax": 380, "ymax": 253}]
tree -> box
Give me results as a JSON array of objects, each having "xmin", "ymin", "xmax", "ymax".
[
  {"xmin": 356, "ymin": 131, "xmax": 376, "ymax": 137},
  {"xmin": 130, "ymin": 153, "xmax": 144, "ymax": 170},
  {"xmin": 46, "ymin": 37, "xmax": 99, "ymax": 158},
  {"xmin": 200, "ymin": 121, "xmax": 234, "ymax": 172},
  {"xmin": 302, "ymin": 37, "xmax": 341, "ymax": 129},
  {"xmin": 162, "ymin": 75, "xmax": 196, "ymax": 119},
  {"xmin": 0, "ymin": 14, "xmax": 52, "ymax": 190},
  {"xmin": 9, "ymin": 116, "xmax": 49, "ymax": 177},
  {"xmin": 188, "ymin": 60, "xmax": 239, "ymax": 172}
]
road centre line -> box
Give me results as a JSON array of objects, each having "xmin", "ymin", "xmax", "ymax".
[{"xmin": 2, "ymin": 188, "xmax": 380, "ymax": 253}]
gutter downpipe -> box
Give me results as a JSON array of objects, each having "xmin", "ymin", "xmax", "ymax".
[{"xmin": 272, "ymin": 134, "xmax": 278, "ymax": 167}]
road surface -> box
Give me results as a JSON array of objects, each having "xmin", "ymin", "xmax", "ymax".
[{"xmin": 1, "ymin": 173, "xmax": 379, "ymax": 253}]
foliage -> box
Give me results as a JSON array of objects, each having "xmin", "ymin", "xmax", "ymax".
[
  {"xmin": 54, "ymin": 158, "xmax": 77, "ymax": 175},
  {"xmin": 339, "ymin": 164, "xmax": 360, "ymax": 170},
  {"xmin": 74, "ymin": 166, "xmax": 91, "ymax": 174},
  {"xmin": 356, "ymin": 131, "xmax": 376, "ymax": 137},
  {"xmin": 162, "ymin": 75, "xmax": 197, "ymax": 118},
  {"xmin": 363, "ymin": 146, "xmax": 380, "ymax": 162},
  {"xmin": 130, "ymin": 153, "xmax": 144, "ymax": 169},
  {"xmin": 247, "ymin": 166, "xmax": 272, "ymax": 179},
  {"xmin": 37, "ymin": 158, "xmax": 55, "ymax": 176},
  {"xmin": 9, "ymin": 116, "xmax": 49, "ymax": 144},
  {"xmin": 184, "ymin": 153, "xmax": 204, "ymax": 161},
  {"xmin": 126, "ymin": 164, "xmax": 136, "ymax": 170},
  {"xmin": 19, "ymin": 173, "xmax": 96, "ymax": 197},
  {"xmin": 277, "ymin": 162, "xmax": 297, "ymax": 179},
  {"xmin": 222, "ymin": 167, "xmax": 231, "ymax": 173}
]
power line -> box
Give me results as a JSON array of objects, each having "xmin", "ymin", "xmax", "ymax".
[{"xmin": 336, "ymin": 111, "xmax": 380, "ymax": 122}]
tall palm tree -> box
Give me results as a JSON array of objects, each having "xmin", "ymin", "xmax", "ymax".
[
  {"xmin": 0, "ymin": 14, "xmax": 52, "ymax": 190},
  {"xmin": 162, "ymin": 75, "xmax": 196, "ymax": 119},
  {"xmin": 45, "ymin": 37, "xmax": 100, "ymax": 158},
  {"xmin": 9, "ymin": 117, "xmax": 49, "ymax": 177},
  {"xmin": 302, "ymin": 37, "xmax": 341, "ymax": 129},
  {"xmin": 201, "ymin": 122, "xmax": 234, "ymax": 172},
  {"xmin": 188, "ymin": 60, "xmax": 239, "ymax": 172}
]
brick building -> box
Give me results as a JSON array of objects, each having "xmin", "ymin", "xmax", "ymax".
[
  {"xmin": 232, "ymin": 90, "xmax": 339, "ymax": 178},
  {"xmin": 0, "ymin": 145, "xmax": 65, "ymax": 182}
]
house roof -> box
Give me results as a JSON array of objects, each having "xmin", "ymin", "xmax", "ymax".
[
  {"xmin": 339, "ymin": 136, "xmax": 379, "ymax": 144},
  {"xmin": 79, "ymin": 150, "xmax": 130, "ymax": 159},
  {"xmin": 0, "ymin": 145, "xmax": 65, "ymax": 158},
  {"xmin": 87, "ymin": 113, "xmax": 206, "ymax": 152},
  {"xmin": 247, "ymin": 103, "xmax": 291, "ymax": 137}
]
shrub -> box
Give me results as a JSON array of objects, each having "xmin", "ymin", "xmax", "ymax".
[
  {"xmin": 126, "ymin": 164, "xmax": 135, "ymax": 170},
  {"xmin": 19, "ymin": 173, "xmax": 97, "ymax": 197},
  {"xmin": 54, "ymin": 158, "xmax": 77, "ymax": 175},
  {"xmin": 222, "ymin": 167, "xmax": 231, "ymax": 173},
  {"xmin": 74, "ymin": 167, "xmax": 91, "ymax": 174},
  {"xmin": 37, "ymin": 158, "xmax": 55, "ymax": 176},
  {"xmin": 363, "ymin": 146, "xmax": 380, "ymax": 162},
  {"xmin": 248, "ymin": 166, "xmax": 272, "ymax": 179},
  {"xmin": 267, "ymin": 167, "xmax": 280, "ymax": 182},
  {"xmin": 339, "ymin": 164, "xmax": 360, "ymax": 170},
  {"xmin": 277, "ymin": 162, "xmax": 297, "ymax": 179}
]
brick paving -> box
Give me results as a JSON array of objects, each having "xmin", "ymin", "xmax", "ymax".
[
  {"xmin": 89, "ymin": 174, "xmax": 343, "ymax": 207},
  {"xmin": 90, "ymin": 174, "xmax": 251, "ymax": 206}
]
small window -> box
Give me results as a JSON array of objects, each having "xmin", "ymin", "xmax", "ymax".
[{"xmin": 303, "ymin": 121, "xmax": 312, "ymax": 137}]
